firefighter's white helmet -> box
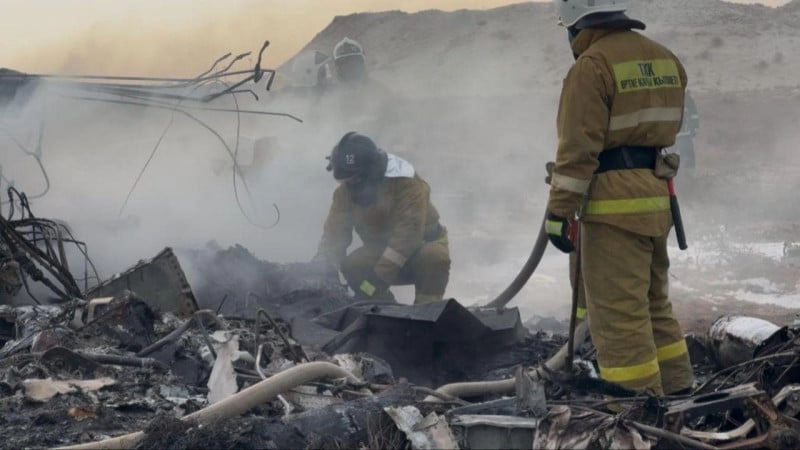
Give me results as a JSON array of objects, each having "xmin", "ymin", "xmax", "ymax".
[
  {"xmin": 334, "ymin": 37, "xmax": 364, "ymax": 61},
  {"xmin": 553, "ymin": 0, "xmax": 629, "ymax": 27}
]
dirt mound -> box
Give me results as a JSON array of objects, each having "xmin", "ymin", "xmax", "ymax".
[{"xmin": 284, "ymin": 0, "xmax": 800, "ymax": 96}]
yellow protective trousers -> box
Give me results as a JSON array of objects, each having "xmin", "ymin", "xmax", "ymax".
[
  {"xmin": 582, "ymin": 222, "xmax": 693, "ymax": 396},
  {"xmin": 341, "ymin": 236, "xmax": 450, "ymax": 304}
]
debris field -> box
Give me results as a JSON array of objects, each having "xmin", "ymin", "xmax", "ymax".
[{"xmin": 2, "ymin": 234, "xmax": 800, "ymax": 449}]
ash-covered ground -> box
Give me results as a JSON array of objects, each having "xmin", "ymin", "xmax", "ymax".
[{"xmin": 1, "ymin": 1, "xmax": 800, "ymax": 448}]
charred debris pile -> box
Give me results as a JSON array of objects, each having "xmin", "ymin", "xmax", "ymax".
[{"xmin": 2, "ymin": 212, "xmax": 800, "ymax": 448}]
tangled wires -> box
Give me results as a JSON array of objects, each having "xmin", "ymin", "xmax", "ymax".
[
  {"xmin": 0, "ymin": 40, "xmax": 300, "ymax": 231},
  {"xmin": 0, "ymin": 188, "xmax": 96, "ymax": 304}
]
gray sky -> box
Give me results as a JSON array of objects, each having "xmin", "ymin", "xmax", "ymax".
[{"xmin": 0, "ymin": 0, "xmax": 790, "ymax": 75}]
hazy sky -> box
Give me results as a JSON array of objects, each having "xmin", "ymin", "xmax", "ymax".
[{"xmin": 0, "ymin": 0, "xmax": 789, "ymax": 76}]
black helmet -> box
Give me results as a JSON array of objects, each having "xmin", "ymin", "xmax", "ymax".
[{"xmin": 326, "ymin": 132, "xmax": 387, "ymax": 182}]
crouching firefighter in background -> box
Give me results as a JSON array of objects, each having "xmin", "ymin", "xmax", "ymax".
[
  {"xmin": 545, "ymin": 0, "xmax": 693, "ymax": 396},
  {"xmin": 313, "ymin": 132, "xmax": 450, "ymax": 304}
]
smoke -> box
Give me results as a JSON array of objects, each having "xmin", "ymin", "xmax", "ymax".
[{"xmin": 2, "ymin": 0, "xmax": 798, "ymax": 321}]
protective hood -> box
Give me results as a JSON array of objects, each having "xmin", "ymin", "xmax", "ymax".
[{"xmin": 384, "ymin": 154, "xmax": 415, "ymax": 179}]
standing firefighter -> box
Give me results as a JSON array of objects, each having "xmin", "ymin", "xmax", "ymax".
[
  {"xmin": 546, "ymin": 0, "xmax": 693, "ymax": 396},
  {"xmin": 314, "ymin": 132, "xmax": 450, "ymax": 304},
  {"xmin": 333, "ymin": 37, "xmax": 367, "ymax": 85}
]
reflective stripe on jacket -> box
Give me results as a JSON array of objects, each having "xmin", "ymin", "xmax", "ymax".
[{"xmin": 548, "ymin": 28, "xmax": 687, "ymax": 236}]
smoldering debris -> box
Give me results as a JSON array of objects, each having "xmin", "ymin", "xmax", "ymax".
[
  {"xmin": 177, "ymin": 243, "xmax": 353, "ymax": 320},
  {"xmin": 3, "ymin": 125, "xmax": 800, "ymax": 450},
  {"xmin": 3, "ymin": 233, "xmax": 800, "ymax": 449},
  {"xmin": 5, "ymin": 208, "xmax": 800, "ymax": 449}
]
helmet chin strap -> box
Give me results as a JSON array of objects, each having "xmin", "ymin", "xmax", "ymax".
[
  {"xmin": 567, "ymin": 27, "xmax": 581, "ymax": 60},
  {"xmin": 567, "ymin": 27, "xmax": 579, "ymax": 44}
]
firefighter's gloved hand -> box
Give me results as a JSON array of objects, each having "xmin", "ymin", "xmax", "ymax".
[
  {"xmin": 546, "ymin": 211, "xmax": 577, "ymax": 253},
  {"xmin": 359, "ymin": 270, "xmax": 389, "ymax": 298}
]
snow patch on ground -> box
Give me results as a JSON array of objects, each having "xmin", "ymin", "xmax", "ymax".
[
  {"xmin": 672, "ymin": 234, "xmax": 799, "ymax": 311},
  {"xmin": 729, "ymin": 290, "xmax": 800, "ymax": 309}
]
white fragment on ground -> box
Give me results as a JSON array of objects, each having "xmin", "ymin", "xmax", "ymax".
[
  {"xmin": 709, "ymin": 316, "xmax": 781, "ymax": 346},
  {"xmin": 384, "ymin": 405, "xmax": 460, "ymax": 450},
  {"xmin": 333, "ymin": 354, "xmax": 363, "ymax": 380},
  {"xmin": 22, "ymin": 377, "xmax": 117, "ymax": 402},
  {"xmin": 207, "ymin": 331, "xmax": 240, "ymax": 404}
]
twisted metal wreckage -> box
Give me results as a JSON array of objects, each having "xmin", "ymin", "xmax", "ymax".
[
  {"xmin": 1, "ymin": 40, "xmax": 296, "ymax": 303},
  {"xmin": 2, "ymin": 44, "xmax": 800, "ymax": 450}
]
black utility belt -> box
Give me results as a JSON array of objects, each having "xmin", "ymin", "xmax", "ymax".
[{"xmin": 595, "ymin": 146, "xmax": 659, "ymax": 174}]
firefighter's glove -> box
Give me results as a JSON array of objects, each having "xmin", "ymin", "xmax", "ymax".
[
  {"xmin": 359, "ymin": 271, "xmax": 389, "ymax": 298},
  {"xmin": 546, "ymin": 211, "xmax": 577, "ymax": 253}
]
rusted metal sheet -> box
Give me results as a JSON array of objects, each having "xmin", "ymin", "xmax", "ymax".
[
  {"xmin": 666, "ymin": 383, "xmax": 800, "ymax": 449},
  {"xmin": 87, "ymin": 247, "xmax": 198, "ymax": 317}
]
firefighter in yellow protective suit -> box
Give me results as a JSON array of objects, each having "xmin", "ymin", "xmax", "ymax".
[
  {"xmin": 314, "ymin": 132, "xmax": 450, "ymax": 304},
  {"xmin": 545, "ymin": 0, "xmax": 694, "ymax": 396}
]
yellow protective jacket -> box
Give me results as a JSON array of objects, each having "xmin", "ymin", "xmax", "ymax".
[
  {"xmin": 547, "ymin": 29, "xmax": 687, "ymax": 236},
  {"xmin": 317, "ymin": 173, "xmax": 442, "ymax": 284}
]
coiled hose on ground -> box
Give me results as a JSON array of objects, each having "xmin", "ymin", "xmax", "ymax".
[
  {"xmin": 423, "ymin": 321, "xmax": 588, "ymax": 402},
  {"xmin": 55, "ymin": 361, "xmax": 362, "ymax": 450}
]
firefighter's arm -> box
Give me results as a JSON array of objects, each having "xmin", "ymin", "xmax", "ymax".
[
  {"xmin": 315, "ymin": 186, "xmax": 353, "ymax": 267},
  {"xmin": 373, "ymin": 179, "xmax": 426, "ymax": 284},
  {"xmin": 547, "ymin": 56, "xmax": 611, "ymax": 218}
]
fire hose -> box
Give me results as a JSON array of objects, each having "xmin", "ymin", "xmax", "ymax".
[
  {"xmin": 478, "ymin": 162, "xmax": 584, "ymax": 394},
  {"xmin": 423, "ymin": 320, "xmax": 589, "ymax": 401},
  {"xmin": 484, "ymin": 161, "xmax": 555, "ymax": 309},
  {"xmin": 470, "ymin": 158, "xmax": 689, "ymax": 400},
  {"xmin": 483, "ymin": 159, "xmax": 687, "ymax": 379},
  {"xmin": 486, "ymin": 159, "xmax": 687, "ymax": 310},
  {"xmin": 54, "ymin": 361, "xmax": 362, "ymax": 450},
  {"xmin": 485, "ymin": 214, "xmax": 549, "ymax": 309}
]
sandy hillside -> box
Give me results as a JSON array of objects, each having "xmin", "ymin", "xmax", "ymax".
[{"xmin": 286, "ymin": 0, "xmax": 800, "ymax": 95}]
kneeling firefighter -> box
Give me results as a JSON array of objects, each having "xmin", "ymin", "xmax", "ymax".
[
  {"xmin": 313, "ymin": 132, "xmax": 450, "ymax": 304},
  {"xmin": 545, "ymin": 0, "xmax": 693, "ymax": 396}
]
